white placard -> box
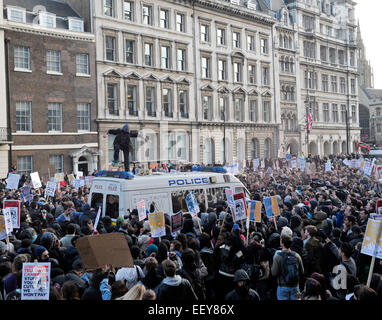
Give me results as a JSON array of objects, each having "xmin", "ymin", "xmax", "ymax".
[
  {"xmin": 6, "ymin": 173, "xmax": 20, "ymax": 190},
  {"xmin": 30, "ymin": 172, "xmax": 42, "ymax": 189}
]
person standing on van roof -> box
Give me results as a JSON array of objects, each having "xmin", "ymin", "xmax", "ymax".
[{"xmin": 106, "ymin": 124, "xmax": 134, "ymax": 172}]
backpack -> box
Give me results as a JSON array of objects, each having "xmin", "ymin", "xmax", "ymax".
[{"xmin": 279, "ymin": 251, "xmax": 299, "ymax": 286}]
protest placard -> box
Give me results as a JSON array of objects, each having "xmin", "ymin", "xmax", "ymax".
[
  {"xmin": 3, "ymin": 207, "xmax": 13, "ymax": 235},
  {"xmin": 263, "ymin": 196, "xmax": 280, "ymax": 218},
  {"xmin": 247, "ymin": 200, "xmax": 261, "ymax": 223},
  {"xmin": 325, "ymin": 161, "xmax": 332, "ymax": 172},
  {"xmin": 364, "ymin": 159, "xmax": 375, "ymax": 177},
  {"xmin": 297, "ymin": 157, "xmax": 306, "ymax": 171},
  {"xmin": 290, "ymin": 157, "xmax": 297, "ymax": 169},
  {"xmin": 376, "ymin": 165, "xmax": 382, "ymax": 179},
  {"xmin": 3, "ymin": 200, "xmax": 21, "ymax": 229},
  {"xmin": 225, "ymin": 188, "xmax": 235, "ymax": 207},
  {"xmin": 76, "ymin": 233, "xmax": 134, "ymax": 270},
  {"xmin": 0, "ymin": 216, "xmax": 7, "ymax": 241},
  {"xmin": 233, "ymin": 192, "xmax": 247, "ymax": 222},
  {"xmin": 44, "ymin": 181, "xmax": 56, "ymax": 198},
  {"xmin": 171, "ymin": 211, "xmax": 183, "ymax": 233},
  {"xmin": 72, "ymin": 179, "xmax": 80, "ymax": 190},
  {"xmin": 22, "ymin": 186, "xmax": 33, "ymax": 203},
  {"xmin": 137, "ymin": 200, "xmax": 146, "ymax": 221},
  {"xmin": 361, "ymin": 219, "xmax": 382, "ymax": 259},
  {"xmin": 76, "ymin": 171, "xmax": 83, "ymax": 179},
  {"xmin": 54, "ymin": 173, "xmax": 65, "ymax": 183},
  {"xmin": 67, "ymin": 174, "xmax": 75, "ymax": 183},
  {"xmin": 93, "ymin": 207, "xmax": 102, "ymax": 232},
  {"xmin": 148, "ymin": 211, "xmax": 166, "ymax": 238},
  {"xmin": 186, "ymin": 192, "xmax": 200, "ymax": 217},
  {"xmin": 21, "ymin": 263, "xmax": 51, "ymax": 300},
  {"xmin": 6, "ymin": 173, "xmax": 20, "ymax": 190},
  {"xmin": 253, "ymin": 159, "xmax": 260, "ymax": 171},
  {"xmin": 376, "ymin": 200, "xmax": 382, "ymax": 216},
  {"xmin": 30, "ymin": 172, "xmax": 42, "ymax": 189}
]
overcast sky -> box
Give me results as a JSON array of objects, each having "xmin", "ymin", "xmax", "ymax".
[{"xmin": 355, "ymin": 0, "xmax": 382, "ymax": 88}]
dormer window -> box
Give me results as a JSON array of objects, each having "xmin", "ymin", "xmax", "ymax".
[
  {"xmin": 7, "ymin": 6, "xmax": 26, "ymax": 23},
  {"xmin": 39, "ymin": 12, "xmax": 56, "ymax": 28},
  {"xmin": 68, "ymin": 17, "xmax": 84, "ymax": 32}
]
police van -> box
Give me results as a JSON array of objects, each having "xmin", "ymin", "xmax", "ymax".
[{"xmin": 89, "ymin": 166, "xmax": 249, "ymax": 220}]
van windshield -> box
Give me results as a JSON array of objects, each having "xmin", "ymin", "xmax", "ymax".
[
  {"xmin": 171, "ymin": 189, "xmax": 205, "ymax": 213},
  {"xmin": 106, "ymin": 194, "xmax": 119, "ymax": 219}
]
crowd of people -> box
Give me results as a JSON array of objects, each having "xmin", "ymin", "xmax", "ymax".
[{"xmin": 1, "ymin": 153, "xmax": 382, "ymax": 301}]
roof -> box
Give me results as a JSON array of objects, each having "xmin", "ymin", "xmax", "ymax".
[
  {"xmin": 363, "ymin": 88, "xmax": 382, "ymax": 100},
  {"xmin": 4, "ymin": 0, "xmax": 81, "ymax": 18}
]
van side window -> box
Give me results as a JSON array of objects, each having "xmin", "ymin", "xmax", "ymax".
[
  {"xmin": 206, "ymin": 187, "xmax": 227, "ymax": 208},
  {"xmin": 91, "ymin": 193, "xmax": 103, "ymax": 211},
  {"xmin": 171, "ymin": 189, "xmax": 205, "ymax": 213},
  {"xmin": 106, "ymin": 194, "xmax": 119, "ymax": 219}
]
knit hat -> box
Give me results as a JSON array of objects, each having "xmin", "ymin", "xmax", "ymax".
[
  {"xmin": 40, "ymin": 232, "xmax": 55, "ymax": 250},
  {"xmin": 234, "ymin": 269, "xmax": 250, "ymax": 282},
  {"xmin": 146, "ymin": 244, "xmax": 158, "ymax": 257},
  {"xmin": 233, "ymin": 223, "xmax": 240, "ymax": 231},
  {"xmin": 138, "ymin": 234, "xmax": 151, "ymax": 251},
  {"xmin": 277, "ymin": 216, "xmax": 288, "ymax": 229},
  {"xmin": 116, "ymin": 216, "xmax": 124, "ymax": 224},
  {"xmin": 34, "ymin": 245, "xmax": 47, "ymax": 259}
]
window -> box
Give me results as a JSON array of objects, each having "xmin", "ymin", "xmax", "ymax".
[
  {"xmin": 107, "ymin": 83, "xmax": 118, "ymax": 115},
  {"xmin": 263, "ymin": 101, "xmax": 271, "ymax": 122},
  {"xmin": 350, "ymin": 51, "xmax": 355, "ymax": 66},
  {"xmin": 248, "ymin": 64, "xmax": 256, "ymax": 84},
  {"xmin": 124, "ymin": 1, "xmax": 134, "ymax": 21},
  {"xmin": 203, "ymin": 96, "xmax": 212, "ymax": 120},
  {"xmin": 68, "ymin": 18, "xmax": 84, "ymax": 32},
  {"xmin": 7, "ymin": 6, "xmax": 26, "ymax": 23},
  {"xmin": 329, "ymin": 48, "xmax": 336, "ymax": 64},
  {"xmin": 105, "ymin": 36, "xmax": 116, "ymax": 61},
  {"xmin": 219, "ymin": 96, "xmax": 227, "ymax": 121},
  {"xmin": 177, "ymin": 48, "xmax": 186, "ymax": 71},
  {"xmin": 201, "ymin": 57, "xmax": 210, "ymax": 78},
  {"xmin": 144, "ymin": 43, "xmax": 153, "ymax": 66},
  {"xmin": 125, "ymin": 40, "xmax": 135, "ymax": 63},
  {"xmin": 39, "ymin": 12, "xmax": 56, "ymax": 28},
  {"xmin": 179, "ymin": 90, "xmax": 188, "ymax": 118},
  {"xmin": 166, "ymin": 132, "xmax": 176, "ymax": 161},
  {"xmin": 233, "ymin": 32, "xmax": 241, "ymax": 48},
  {"xmin": 378, "ymin": 124, "xmax": 382, "ymax": 133},
  {"xmin": 48, "ymin": 103, "xmax": 62, "ymax": 132},
  {"xmin": 305, "ymin": 71, "xmax": 317, "ymax": 89},
  {"xmin": 313, "ymin": 102, "xmax": 319, "ymax": 122},
  {"xmin": 302, "ymin": 14, "xmax": 315, "ymax": 31},
  {"xmin": 260, "ymin": 38, "xmax": 268, "ymax": 54},
  {"xmin": 262, "ymin": 66, "xmax": 269, "ymax": 85},
  {"xmin": 146, "ymin": 87, "xmax": 156, "ymax": 116},
  {"xmin": 16, "ymin": 101, "xmax": 32, "ymax": 132},
  {"xmin": 247, "ymin": 35, "xmax": 255, "ymax": 51},
  {"xmin": 332, "ymin": 104, "xmax": 338, "ymax": 122},
  {"xmin": 250, "ymin": 100, "xmax": 257, "ymax": 122},
  {"xmin": 351, "ymin": 79, "xmax": 356, "ymax": 94},
  {"xmin": 377, "ymin": 108, "xmax": 381, "ymax": 117},
  {"xmin": 201, "ymin": 24, "xmax": 209, "ymax": 42},
  {"xmin": 234, "ymin": 98, "xmax": 244, "ymax": 122},
  {"xmin": 320, "ymin": 45, "xmax": 327, "ymax": 61},
  {"xmin": 233, "ymin": 62, "xmax": 242, "ymax": 82},
  {"xmin": 142, "ymin": 5, "xmax": 152, "ymax": 25},
  {"xmin": 217, "ymin": 28, "xmax": 226, "ymax": 45},
  {"xmin": 17, "ymin": 156, "xmax": 33, "ymax": 176},
  {"xmin": 322, "ymin": 74, "xmax": 329, "ymax": 92},
  {"xmin": 303, "ymin": 41, "xmax": 315, "ymax": 58},
  {"xmin": 104, "ymin": 0, "xmax": 114, "ymax": 17},
  {"xmin": 46, "ymin": 50, "xmax": 61, "ymax": 73},
  {"xmin": 161, "ymin": 46, "xmax": 171, "ymax": 69},
  {"xmin": 77, "ymin": 103, "xmax": 90, "ymax": 131},
  {"xmin": 331, "ymin": 76, "xmax": 337, "ymax": 93},
  {"xmin": 341, "ymin": 104, "xmax": 347, "ymax": 123},
  {"xmin": 351, "ymin": 105, "xmax": 356, "ymax": 123},
  {"xmin": 49, "ymin": 155, "xmax": 64, "ymax": 173},
  {"xmin": 177, "ymin": 133, "xmax": 188, "ymax": 161},
  {"xmin": 127, "ymin": 85, "xmax": 137, "ymax": 116},
  {"xmin": 160, "ymin": 9, "xmax": 169, "ymax": 29},
  {"xmin": 323, "ymin": 103, "xmax": 330, "ymax": 122},
  {"xmin": 218, "ymin": 59, "xmax": 226, "ymax": 81},
  {"xmin": 162, "ymin": 88, "xmax": 172, "ymax": 117},
  {"xmin": 76, "ymin": 54, "xmax": 89, "ymax": 75},
  {"xmin": 338, "ymin": 50, "xmax": 346, "ymax": 65},
  {"xmin": 14, "ymin": 46, "xmax": 30, "ymax": 71},
  {"xmin": 340, "ymin": 77, "xmax": 346, "ymax": 94},
  {"xmin": 176, "ymin": 13, "xmax": 185, "ymax": 32}
]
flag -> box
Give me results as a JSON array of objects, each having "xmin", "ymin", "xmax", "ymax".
[{"xmin": 305, "ymin": 113, "xmax": 313, "ymax": 132}]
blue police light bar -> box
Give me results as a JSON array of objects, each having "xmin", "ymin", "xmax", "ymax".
[
  {"xmin": 192, "ymin": 166, "xmax": 227, "ymax": 173},
  {"xmin": 95, "ymin": 171, "xmax": 134, "ymax": 179}
]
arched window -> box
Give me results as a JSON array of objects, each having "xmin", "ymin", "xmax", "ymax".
[
  {"xmin": 280, "ymin": 56, "xmax": 285, "ymax": 72},
  {"xmin": 264, "ymin": 138, "xmax": 272, "ymax": 159},
  {"xmin": 236, "ymin": 138, "xmax": 245, "ymax": 163},
  {"xmin": 204, "ymin": 138, "xmax": 215, "ymax": 165},
  {"xmin": 289, "ymin": 36, "xmax": 293, "ymax": 49},
  {"xmin": 284, "ymin": 35, "xmax": 288, "ymax": 48},
  {"xmin": 279, "ymin": 34, "xmax": 283, "ymax": 47},
  {"xmin": 285, "ymin": 57, "xmax": 290, "ymax": 72},
  {"xmin": 250, "ymin": 138, "xmax": 259, "ymax": 159},
  {"xmin": 291, "ymin": 87, "xmax": 295, "ymax": 101}
]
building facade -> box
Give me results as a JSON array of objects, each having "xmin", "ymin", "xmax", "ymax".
[{"xmin": 0, "ymin": 0, "xmax": 98, "ymax": 179}]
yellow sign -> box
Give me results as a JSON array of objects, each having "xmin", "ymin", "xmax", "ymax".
[
  {"xmin": 148, "ymin": 212, "xmax": 166, "ymax": 238},
  {"xmin": 271, "ymin": 196, "xmax": 280, "ymax": 217},
  {"xmin": 361, "ymin": 219, "xmax": 382, "ymax": 259}
]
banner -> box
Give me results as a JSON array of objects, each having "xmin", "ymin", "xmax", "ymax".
[
  {"xmin": 30, "ymin": 172, "xmax": 42, "ymax": 189},
  {"xmin": 264, "ymin": 196, "xmax": 280, "ymax": 218},
  {"xmin": 171, "ymin": 211, "xmax": 183, "ymax": 233},
  {"xmin": 148, "ymin": 212, "xmax": 166, "ymax": 238},
  {"xmin": 137, "ymin": 200, "xmax": 146, "ymax": 221},
  {"xmin": 225, "ymin": 188, "xmax": 235, "ymax": 207},
  {"xmin": 186, "ymin": 192, "xmax": 200, "ymax": 217},
  {"xmin": 233, "ymin": 192, "xmax": 247, "ymax": 222},
  {"xmin": 22, "ymin": 186, "xmax": 33, "ymax": 202},
  {"xmin": 44, "ymin": 181, "xmax": 56, "ymax": 198},
  {"xmin": 21, "ymin": 263, "xmax": 51, "ymax": 300},
  {"xmin": 361, "ymin": 219, "xmax": 382, "ymax": 259},
  {"xmin": 3, "ymin": 200, "xmax": 21, "ymax": 229},
  {"xmin": 6, "ymin": 173, "xmax": 20, "ymax": 190},
  {"xmin": 247, "ymin": 200, "xmax": 261, "ymax": 223}
]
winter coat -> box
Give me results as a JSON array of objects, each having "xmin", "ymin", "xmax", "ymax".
[
  {"xmin": 155, "ymin": 275, "xmax": 198, "ymax": 301},
  {"xmin": 108, "ymin": 129, "xmax": 133, "ymax": 151},
  {"xmin": 302, "ymin": 237, "xmax": 324, "ymax": 276}
]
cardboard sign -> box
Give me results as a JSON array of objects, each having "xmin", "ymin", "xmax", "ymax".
[
  {"xmin": 44, "ymin": 181, "xmax": 56, "ymax": 198},
  {"xmin": 30, "ymin": 172, "xmax": 42, "ymax": 189},
  {"xmin": 54, "ymin": 173, "xmax": 65, "ymax": 183},
  {"xmin": 233, "ymin": 192, "xmax": 247, "ymax": 222},
  {"xmin": 137, "ymin": 200, "xmax": 146, "ymax": 221},
  {"xmin": 361, "ymin": 219, "xmax": 382, "ymax": 259},
  {"xmin": 171, "ymin": 211, "xmax": 183, "ymax": 233},
  {"xmin": 247, "ymin": 200, "xmax": 262, "ymax": 223},
  {"xmin": 264, "ymin": 196, "xmax": 280, "ymax": 218},
  {"xmin": 21, "ymin": 263, "xmax": 51, "ymax": 300},
  {"xmin": 225, "ymin": 188, "xmax": 235, "ymax": 207},
  {"xmin": 76, "ymin": 233, "xmax": 134, "ymax": 270},
  {"xmin": 148, "ymin": 212, "xmax": 166, "ymax": 238},
  {"xmin": 22, "ymin": 186, "xmax": 33, "ymax": 202},
  {"xmin": 6, "ymin": 173, "xmax": 20, "ymax": 190},
  {"xmin": 3, "ymin": 200, "xmax": 21, "ymax": 229},
  {"xmin": 186, "ymin": 192, "xmax": 200, "ymax": 217}
]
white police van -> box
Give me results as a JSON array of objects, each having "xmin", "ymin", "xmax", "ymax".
[{"xmin": 88, "ymin": 166, "xmax": 249, "ymax": 221}]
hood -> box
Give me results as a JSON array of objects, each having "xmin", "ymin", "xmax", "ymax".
[
  {"xmin": 162, "ymin": 275, "xmax": 182, "ymax": 286},
  {"xmin": 122, "ymin": 124, "xmax": 130, "ymax": 132}
]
